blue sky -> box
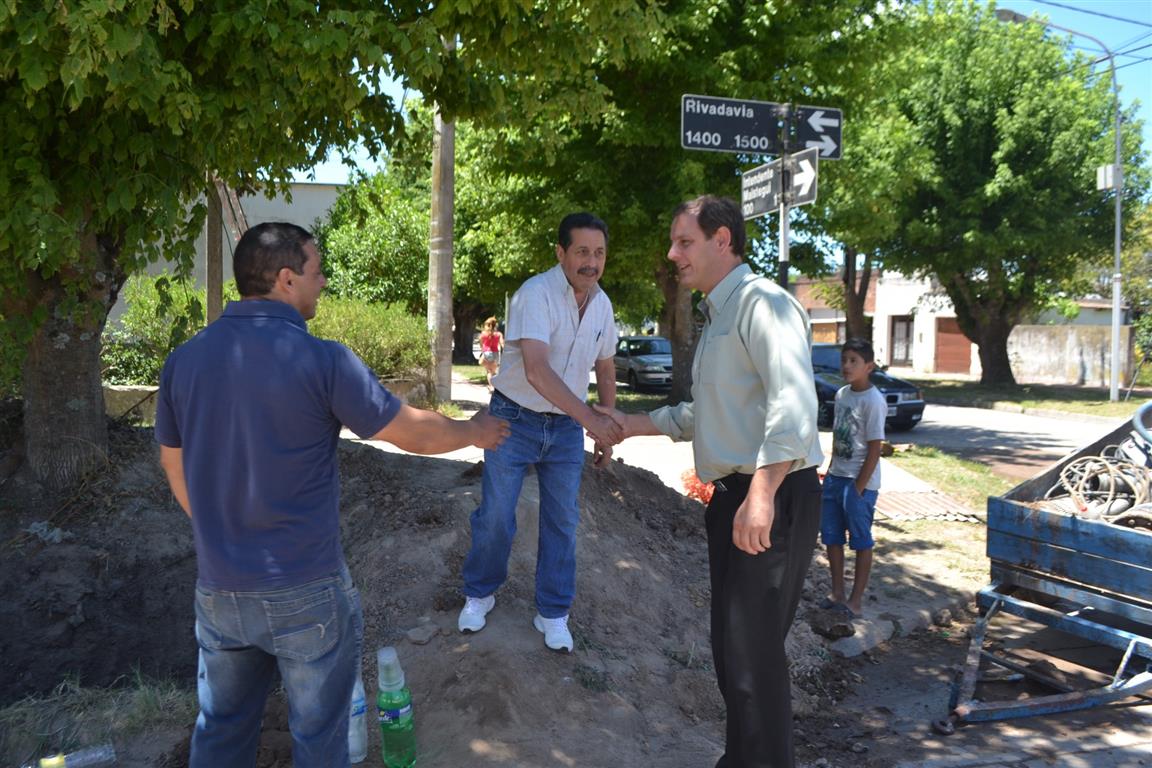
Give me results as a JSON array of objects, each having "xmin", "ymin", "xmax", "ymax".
[{"xmin": 297, "ymin": 1, "xmax": 1152, "ymax": 186}]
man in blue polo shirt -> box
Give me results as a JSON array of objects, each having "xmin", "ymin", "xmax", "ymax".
[{"xmin": 155, "ymin": 222, "xmax": 508, "ymax": 767}]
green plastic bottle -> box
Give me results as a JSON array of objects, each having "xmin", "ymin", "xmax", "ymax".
[{"xmin": 377, "ymin": 646, "xmax": 416, "ymax": 768}]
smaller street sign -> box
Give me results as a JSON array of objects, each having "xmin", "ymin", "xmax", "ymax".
[
  {"xmin": 787, "ymin": 147, "xmax": 819, "ymax": 207},
  {"xmin": 682, "ymin": 94, "xmax": 782, "ymax": 155},
  {"xmin": 795, "ymin": 105, "xmax": 843, "ymax": 160},
  {"xmin": 741, "ymin": 161, "xmax": 782, "ymax": 220}
]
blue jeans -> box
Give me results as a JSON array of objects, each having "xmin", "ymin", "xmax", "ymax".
[
  {"xmin": 462, "ymin": 389, "xmax": 586, "ymax": 618},
  {"xmin": 190, "ymin": 566, "xmax": 362, "ymax": 768}
]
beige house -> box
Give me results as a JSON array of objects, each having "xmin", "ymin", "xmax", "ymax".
[{"xmin": 793, "ymin": 270, "xmax": 1132, "ymax": 386}]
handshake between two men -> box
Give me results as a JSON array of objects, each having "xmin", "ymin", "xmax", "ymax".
[{"xmin": 581, "ymin": 404, "xmax": 661, "ymax": 468}]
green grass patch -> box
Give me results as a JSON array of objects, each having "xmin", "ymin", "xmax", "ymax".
[
  {"xmin": 451, "ymin": 364, "xmax": 488, "ymax": 386},
  {"xmin": 903, "ymin": 376, "xmax": 1150, "ymax": 420},
  {"xmin": 887, "ymin": 444, "xmax": 1015, "ymax": 512},
  {"xmin": 0, "ymin": 672, "xmax": 197, "ymax": 764},
  {"xmin": 597, "ymin": 389, "xmax": 675, "ymax": 412}
]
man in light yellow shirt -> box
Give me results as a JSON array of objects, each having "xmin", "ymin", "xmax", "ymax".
[{"xmin": 602, "ymin": 195, "xmax": 823, "ymax": 768}]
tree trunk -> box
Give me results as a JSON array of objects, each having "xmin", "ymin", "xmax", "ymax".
[
  {"xmin": 974, "ymin": 333, "xmax": 1016, "ymax": 385},
  {"xmin": 451, "ymin": 302, "xmax": 483, "ymax": 364},
  {"xmin": 841, "ymin": 246, "xmax": 872, "ymax": 341},
  {"xmin": 658, "ymin": 263, "xmax": 696, "ymax": 404},
  {"xmin": 940, "ymin": 271, "xmax": 1019, "ymax": 387},
  {"xmin": 19, "ymin": 235, "xmax": 125, "ymax": 489}
]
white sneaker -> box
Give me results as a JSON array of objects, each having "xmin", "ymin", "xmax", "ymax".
[
  {"xmin": 533, "ymin": 613, "xmax": 573, "ymax": 653},
  {"xmin": 458, "ymin": 595, "xmax": 495, "ymax": 633}
]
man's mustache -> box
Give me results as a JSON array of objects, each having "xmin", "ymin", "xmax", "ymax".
[{"xmin": 577, "ymin": 267, "xmax": 599, "ymax": 277}]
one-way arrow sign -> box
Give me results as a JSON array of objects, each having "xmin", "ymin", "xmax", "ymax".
[
  {"xmin": 795, "ymin": 105, "xmax": 842, "ymax": 160},
  {"xmin": 789, "ymin": 147, "xmax": 818, "ymax": 204}
]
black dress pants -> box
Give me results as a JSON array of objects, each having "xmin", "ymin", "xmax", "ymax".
[{"xmin": 706, "ymin": 467, "xmax": 822, "ymax": 768}]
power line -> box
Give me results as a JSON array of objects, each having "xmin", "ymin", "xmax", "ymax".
[
  {"xmin": 1033, "ymin": 0, "xmax": 1152, "ymax": 28},
  {"xmin": 1115, "ymin": 55, "xmax": 1152, "ymax": 74},
  {"xmin": 1070, "ymin": 41, "xmax": 1152, "ymax": 62}
]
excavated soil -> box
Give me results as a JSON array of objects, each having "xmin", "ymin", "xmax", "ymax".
[{"xmin": 2, "ymin": 421, "xmax": 865, "ymax": 767}]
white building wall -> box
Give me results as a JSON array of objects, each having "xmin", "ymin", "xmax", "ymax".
[
  {"xmin": 109, "ymin": 182, "xmax": 343, "ymax": 325},
  {"xmin": 872, "ymin": 273, "xmax": 943, "ymax": 372}
]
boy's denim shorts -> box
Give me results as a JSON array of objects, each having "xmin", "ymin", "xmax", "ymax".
[{"xmin": 820, "ymin": 473, "xmax": 878, "ymax": 550}]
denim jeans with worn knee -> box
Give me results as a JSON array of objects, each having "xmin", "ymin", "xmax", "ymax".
[
  {"xmin": 462, "ymin": 389, "xmax": 585, "ymax": 618},
  {"xmin": 190, "ymin": 565, "xmax": 362, "ymax": 768}
]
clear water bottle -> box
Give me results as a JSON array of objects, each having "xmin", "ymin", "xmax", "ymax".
[
  {"xmin": 35, "ymin": 744, "xmax": 116, "ymax": 768},
  {"xmin": 377, "ymin": 646, "xmax": 416, "ymax": 768},
  {"xmin": 349, "ymin": 673, "xmax": 368, "ymax": 764}
]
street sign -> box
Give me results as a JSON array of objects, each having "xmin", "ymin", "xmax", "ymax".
[
  {"xmin": 681, "ymin": 94, "xmax": 782, "ymax": 155},
  {"xmin": 787, "ymin": 147, "xmax": 819, "ymax": 206},
  {"xmin": 795, "ymin": 105, "xmax": 843, "ymax": 160},
  {"xmin": 740, "ymin": 161, "xmax": 782, "ymax": 219},
  {"xmin": 740, "ymin": 147, "xmax": 819, "ymax": 221}
]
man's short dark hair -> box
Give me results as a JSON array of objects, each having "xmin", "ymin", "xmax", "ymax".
[
  {"xmin": 673, "ymin": 195, "xmax": 746, "ymax": 257},
  {"xmin": 233, "ymin": 222, "xmax": 315, "ymax": 297},
  {"xmin": 842, "ymin": 337, "xmax": 875, "ymax": 364},
  {"xmin": 558, "ymin": 212, "xmax": 609, "ymax": 249}
]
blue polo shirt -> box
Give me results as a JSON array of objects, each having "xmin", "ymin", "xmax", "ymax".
[{"xmin": 155, "ymin": 299, "xmax": 402, "ymax": 590}]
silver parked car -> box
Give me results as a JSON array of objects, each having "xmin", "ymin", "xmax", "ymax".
[{"xmin": 614, "ymin": 336, "xmax": 673, "ymax": 391}]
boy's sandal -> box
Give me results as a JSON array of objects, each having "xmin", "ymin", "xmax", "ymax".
[{"xmin": 833, "ymin": 603, "xmax": 862, "ymax": 619}]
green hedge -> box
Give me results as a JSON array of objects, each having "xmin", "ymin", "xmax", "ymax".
[
  {"xmin": 309, "ymin": 297, "xmax": 433, "ymax": 382},
  {"xmin": 102, "ymin": 275, "xmax": 225, "ymax": 385},
  {"xmin": 0, "ymin": 275, "xmax": 434, "ymax": 399},
  {"xmin": 101, "ymin": 275, "xmax": 432, "ymax": 390}
]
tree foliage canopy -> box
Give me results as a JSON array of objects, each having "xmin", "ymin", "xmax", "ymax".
[{"xmin": 0, "ymin": 0, "xmax": 657, "ymax": 487}]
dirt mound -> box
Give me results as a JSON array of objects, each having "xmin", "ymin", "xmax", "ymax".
[{"xmin": 1, "ymin": 426, "xmax": 835, "ymax": 767}]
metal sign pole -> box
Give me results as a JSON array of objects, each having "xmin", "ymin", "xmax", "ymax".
[
  {"xmin": 778, "ymin": 197, "xmax": 790, "ymax": 290},
  {"xmin": 776, "ymin": 103, "xmax": 791, "ymax": 290}
]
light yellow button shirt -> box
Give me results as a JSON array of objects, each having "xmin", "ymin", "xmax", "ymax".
[{"xmin": 649, "ymin": 263, "xmax": 823, "ymax": 483}]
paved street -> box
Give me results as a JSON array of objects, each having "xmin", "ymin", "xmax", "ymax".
[{"xmin": 892, "ymin": 403, "xmax": 1129, "ymax": 480}]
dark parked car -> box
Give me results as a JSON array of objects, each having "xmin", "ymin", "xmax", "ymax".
[
  {"xmin": 614, "ymin": 336, "xmax": 673, "ymax": 390},
  {"xmin": 811, "ymin": 343, "xmax": 925, "ymax": 431}
]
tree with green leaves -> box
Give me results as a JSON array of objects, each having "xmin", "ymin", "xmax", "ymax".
[
  {"xmin": 1, "ymin": 0, "xmax": 655, "ymax": 488},
  {"xmin": 846, "ymin": 1, "xmax": 1147, "ymax": 385},
  {"xmin": 446, "ymin": 0, "xmax": 888, "ymax": 402},
  {"xmin": 314, "ymin": 171, "xmax": 430, "ymax": 315}
]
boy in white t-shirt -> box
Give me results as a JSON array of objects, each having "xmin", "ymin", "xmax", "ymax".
[{"xmin": 821, "ymin": 338, "xmax": 886, "ymax": 619}]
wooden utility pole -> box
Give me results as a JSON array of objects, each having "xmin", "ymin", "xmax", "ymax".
[
  {"xmin": 428, "ymin": 102, "xmax": 456, "ymax": 402},
  {"xmin": 206, "ymin": 181, "xmax": 224, "ymax": 323}
]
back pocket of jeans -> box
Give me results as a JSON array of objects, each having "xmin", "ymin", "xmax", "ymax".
[
  {"xmin": 265, "ymin": 587, "xmax": 338, "ymax": 662},
  {"xmin": 193, "ymin": 588, "xmax": 226, "ymax": 651}
]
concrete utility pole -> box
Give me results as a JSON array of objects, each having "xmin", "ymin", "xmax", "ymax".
[{"xmin": 428, "ymin": 99, "xmax": 456, "ymax": 403}]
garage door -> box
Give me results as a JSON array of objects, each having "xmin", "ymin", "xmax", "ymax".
[
  {"xmin": 935, "ymin": 318, "xmax": 971, "ymax": 374},
  {"xmin": 812, "ymin": 322, "xmax": 841, "ymax": 344}
]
